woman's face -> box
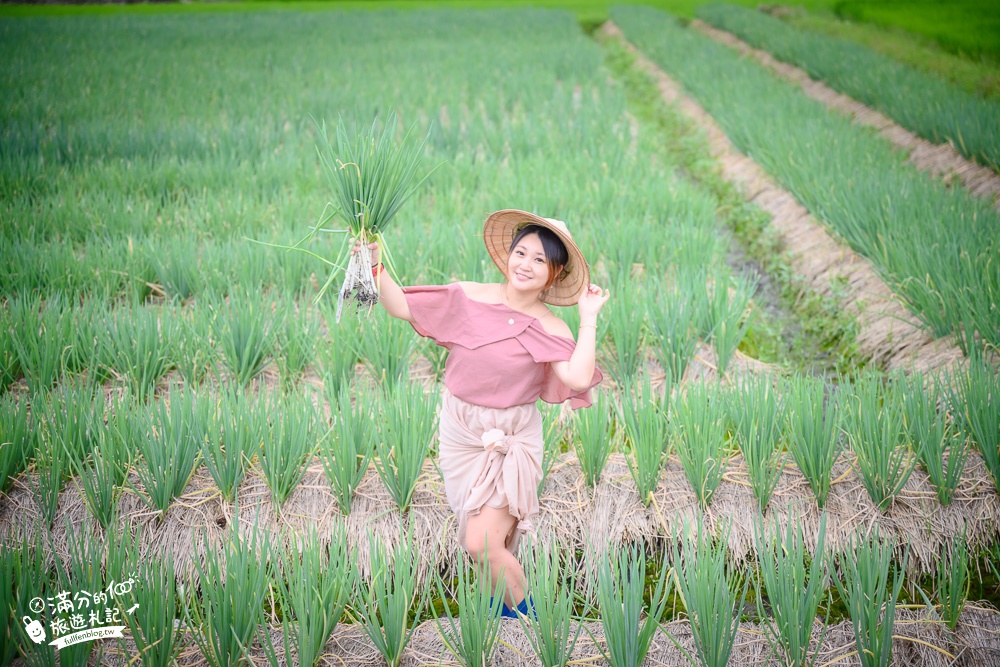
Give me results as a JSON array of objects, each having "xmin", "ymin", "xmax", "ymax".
[{"xmin": 506, "ymin": 232, "xmax": 551, "ymax": 293}]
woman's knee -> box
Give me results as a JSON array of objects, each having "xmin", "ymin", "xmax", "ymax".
[
  {"xmin": 463, "ymin": 532, "xmax": 507, "ymax": 566},
  {"xmin": 463, "ymin": 533, "xmax": 489, "ymax": 562},
  {"xmin": 463, "ymin": 506, "xmax": 515, "ymax": 561}
]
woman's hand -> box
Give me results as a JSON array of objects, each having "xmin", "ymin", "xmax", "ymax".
[
  {"xmin": 577, "ymin": 284, "xmax": 610, "ymax": 324},
  {"xmin": 350, "ymin": 238, "xmax": 413, "ymax": 322},
  {"xmin": 350, "ymin": 239, "xmax": 380, "ymax": 266}
]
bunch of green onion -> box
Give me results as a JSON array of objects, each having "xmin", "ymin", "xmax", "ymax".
[{"xmin": 258, "ymin": 112, "xmax": 435, "ymax": 321}]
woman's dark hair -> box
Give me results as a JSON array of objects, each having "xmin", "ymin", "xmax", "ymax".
[{"xmin": 509, "ymin": 224, "xmax": 569, "ymax": 291}]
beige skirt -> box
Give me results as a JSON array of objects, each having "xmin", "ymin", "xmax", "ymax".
[{"xmin": 438, "ymin": 388, "xmax": 544, "ymax": 554}]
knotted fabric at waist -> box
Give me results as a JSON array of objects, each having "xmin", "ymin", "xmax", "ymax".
[{"xmin": 437, "ymin": 388, "xmax": 544, "ymax": 546}]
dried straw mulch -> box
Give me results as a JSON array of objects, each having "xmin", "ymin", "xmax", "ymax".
[{"xmin": 3, "ymin": 433, "xmax": 997, "ymax": 583}]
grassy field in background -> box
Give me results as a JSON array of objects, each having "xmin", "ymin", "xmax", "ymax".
[
  {"xmin": 834, "ymin": 0, "xmax": 1000, "ymax": 63},
  {"xmin": 773, "ymin": 4, "xmax": 1000, "ymax": 98},
  {"xmin": 0, "ymin": 0, "xmax": 838, "ymax": 20},
  {"xmin": 3, "ymin": 0, "xmax": 997, "ymax": 98}
]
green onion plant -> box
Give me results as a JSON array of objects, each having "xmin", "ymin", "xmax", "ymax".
[
  {"xmin": 150, "ymin": 237, "xmax": 201, "ymax": 302},
  {"xmin": 668, "ymin": 520, "xmax": 748, "ymax": 667},
  {"xmin": 934, "ymin": 534, "xmax": 969, "ymax": 632},
  {"xmin": 319, "ymin": 113, "xmax": 435, "ymax": 320},
  {"xmin": 351, "ymin": 528, "xmax": 425, "ymax": 667},
  {"xmin": 261, "ymin": 526, "xmax": 352, "ymax": 667},
  {"xmin": 728, "ymin": 375, "xmax": 786, "ymax": 512},
  {"xmin": 0, "ymin": 541, "xmax": 20, "ymax": 665},
  {"xmin": 435, "ymin": 552, "xmax": 506, "ymax": 667},
  {"xmin": 67, "ymin": 419, "xmax": 130, "ymax": 530},
  {"xmin": 0, "ymin": 395, "xmax": 34, "ymax": 494},
  {"xmin": 833, "ymin": 529, "xmax": 908, "ymax": 667},
  {"xmin": 80, "ymin": 297, "xmax": 114, "ymax": 373},
  {"xmin": 647, "ymin": 281, "xmax": 701, "ymax": 380},
  {"xmin": 0, "ymin": 307, "xmax": 20, "ymax": 391},
  {"xmin": 173, "ymin": 304, "xmax": 213, "ymax": 388},
  {"xmin": 104, "ymin": 392, "xmax": 142, "ymax": 477},
  {"xmin": 68, "ymin": 298, "xmax": 112, "ymax": 388},
  {"xmin": 131, "ymin": 386, "xmax": 203, "ymax": 519},
  {"xmin": 30, "ymin": 434, "xmax": 70, "ymax": 530},
  {"xmin": 842, "ymin": 373, "xmax": 915, "ymax": 511},
  {"xmin": 7, "ymin": 293, "xmax": 74, "ymax": 394},
  {"xmin": 901, "ymin": 374, "xmax": 969, "ymax": 506},
  {"xmin": 681, "ymin": 269, "xmax": 716, "ymax": 340},
  {"xmin": 354, "ymin": 311, "xmax": 417, "ymax": 385},
  {"xmin": 33, "ymin": 384, "xmax": 103, "ymax": 527},
  {"xmin": 619, "ymin": 378, "xmax": 669, "ymax": 507},
  {"xmin": 604, "ymin": 272, "xmax": 647, "ymax": 385},
  {"xmin": 785, "ymin": 375, "xmax": 841, "ymax": 509},
  {"xmin": 229, "ymin": 238, "xmax": 271, "ymax": 293},
  {"xmin": 948, "ymin": 361, "xmax": 1000, "ymax": 493},
  {"xmin": 256, "ymin": 113, "xmax": 434, "ymax": 320},
  {"xmin": 754, "ymin": 513, "xmax": 829, "ymax": 667},
  {"xmin": 708, "ymin": 273, "xmax": 757, "ymax": 378},
  {"xmin": 118, "ymin": 542, "xmax": 183, "ymax": 667},
  {"xmin": 518, "ymin": 538, "xmax": 590, "ymax": 667},
  {"xmin": 320, "ymin": 385, "xmax": 375, "ymax": 515},
  {"xmin": 104, "ymin": 520, "xmax": 141, "ymax": 603},
  {"xmin": 209, "ymin": 290, "xmax": 279, "ymax": 386},
  {"xmin": 202, "ymin": 388, "xmax": 261, "ymax": 505},
  {"xmin": 318, "ymin": 301, "xmax": 360, "ymax": 397},
  {"xmin": 539, "ymin": 401, "xmax": 567, "ymax": 495},
  {"xmin": 53, "ymin": 522, "xmax": 105, "ymax": 666},
  {"xmin": 274, "ymin": 302, "xmax": 320, "ymax": 392},
  {"xmin": 595, "ymin": 542, "xmax": 672, "ymax": 667},
  {"xmin": 571, "ymin": 389, "xmax": 616, "ymax": 492},
  {"xmin": 11, "ymin": 534, "xmax": 58, "ymax": 667},
  {"xmin": 186, "ymin": 522, "xmax": 272, "ymax": 667},
  {"xmin": 101, "ymin": 303, "xmax": 173, "ymax": 402},
  {"xmin": 260, "ymin": 390, "xmax": 318, "ymax": 510},
  {"xmin": 672, "ymin": 381, "xmax": 729, "ymax": 509},
  {"xmin": 373, "ymin": 381, "xmax": 436, "ymax": 512}
]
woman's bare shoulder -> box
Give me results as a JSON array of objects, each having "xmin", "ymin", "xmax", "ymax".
[
  {"xmin": 540, "ymin": 311, "xmax": 574, "ymax": 339},
  {"xmin": 456, "ymin": 281, "xmax": 501, "ymax": 303}
]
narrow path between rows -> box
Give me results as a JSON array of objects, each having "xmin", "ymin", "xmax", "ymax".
[
  {"xmin": 690, "ymin": 19, "xmax": 1000, "ymax": 212},
  {"xmin": 598, "ymin": 21, "xmax": 966, "ymax": 375}
]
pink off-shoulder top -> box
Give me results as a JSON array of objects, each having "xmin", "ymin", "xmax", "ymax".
[{"xmin": 403, "ymin": 283, "xmax": 602, "ymax": 410}]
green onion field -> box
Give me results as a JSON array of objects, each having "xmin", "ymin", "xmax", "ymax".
[{"xmin": 1, "ymin": 2, "xmax": 999, "ymax": 665}]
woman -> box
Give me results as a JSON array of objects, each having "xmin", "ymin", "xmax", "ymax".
[{"xmin": 358, "ymin": 209, "xmax": 609, "ymax": 616}]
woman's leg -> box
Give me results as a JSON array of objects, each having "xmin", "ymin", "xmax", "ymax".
[{"xmin": 463, "ymin": 505, "xmax": 525, "ymax": 606}]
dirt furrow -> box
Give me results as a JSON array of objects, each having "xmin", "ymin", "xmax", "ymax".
[
  {"xmin": 599, "ymin": 21, "xmax": 966, "ymax": 375},
  {"xmin": 691, "ymin": 19, "xmax": 1000, "ymax": 211}
]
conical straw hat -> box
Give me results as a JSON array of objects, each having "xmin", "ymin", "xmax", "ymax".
[{"xmin": 483, "ymin": 209, "xmax": 590, "ymax": 306}]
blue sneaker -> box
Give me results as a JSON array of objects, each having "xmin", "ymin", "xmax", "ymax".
[
  {"xmin": 491, "ymin": 597, "xmax": 518, "ymax": 618},
  {"xmin": 514, "ymin": 596, "xmax": 537, "ymax": 620}
]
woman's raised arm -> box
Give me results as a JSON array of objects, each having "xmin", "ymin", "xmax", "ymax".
[{"xmin": 550, "ymin": 283, "xmax": 610, "ymax": 392}]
